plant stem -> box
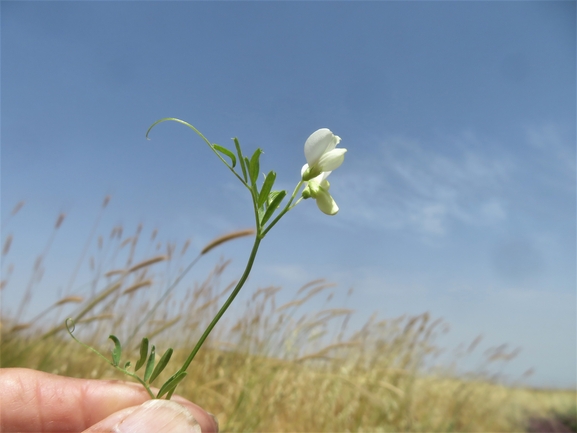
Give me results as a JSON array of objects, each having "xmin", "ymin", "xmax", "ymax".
[{"xmin": 176, "ymin": 235, "xmax": 262, "ymax": 374}]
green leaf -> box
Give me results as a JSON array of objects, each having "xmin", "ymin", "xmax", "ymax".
[
  {"xmin": 234, "ymin": 138, "xmax": 248, "ymax": 182},
  {"xmin": 244, "ymin": 157, "xmax": 251, "ymax": 180},
  {"xmin": 213, "ymin": 144, "xmax": 236, "ymax": 168},
  {"xmin": 149, "ymin": 348, "xmax": 173, "ymax": 384},
  {"xmin": 258, "ymin": 171, "xmax": 276, "ymax": 209},
  {"xmin": 261, "ymin": 190, "xmax": 286, "ymax": 226},
  {"xmin": 267, "ymin": 190, "xmax": 283, "ymax": 207},
  {"xmin": 109, "ymin": 335, "xmax": 122, "ymax": 367},
  {"xmin": 248, "ymin": 149, "xmax": 263, "ymax": 186},
  {"xmin": 135, "ymin": 338, "xmax": 149, "ymax": 372},
  {"xmin": 124, "ymin": 361, "xmax": 131, "ymax": 369},
  {"xmin": 157, "ymin": 371, "xmax": 187, "ymax": 399},
  {"xmin": 144, "ymin": 345, "xmax": 156, "ymax": 382},
  {"xmin": 257, "ymin": 206, "xmax": 265, "ymax": 223}
]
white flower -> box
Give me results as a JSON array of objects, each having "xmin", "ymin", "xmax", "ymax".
[
  {"xmin": 301, "ymin": 170, "xmax": 339, "ymax": 215},
  {"xmin": 301, "ymin": 128, "xmax": 347, "ymax": 182}
]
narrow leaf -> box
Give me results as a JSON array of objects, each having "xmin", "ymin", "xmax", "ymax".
[
  {"xmin": 144, "ymin": 345, "xmax": 156, "ymax": 382},
  {"xmin": 261, "ymin": 190, "xmax": 287, "ymax": 226},
  {"xmin": 109, "ymin": 335, "xmax": 122, "ymax": 366},
  {"xmin": 149, "ymin": 348, "xmax": 173, "ymax": 384},
  {"xmin": 267, "ymin": 190, "xmax": 283, "ymax": 206},
  {"xmin": 249, "ymin": 149, "xmax": 263, "ymax": 186},
  {"xmin": 258, "ymin": 171, "xmax": 276, "ymax": 209},
  {"xmin": 213, "ymin": 144, "xmax": 236, "ymax": 168},
  {"xmin": 244, "ymin": 157, "xmax": 251, "ymax": 181},
  {"xmin": 157, "ymin": 371, "xmax": 187, "ymax": 399},
  {"xmin": 124, "ymin": 361, "xmax": 131, "ymax": 369},
  {"xmin": 135, "ymin": 337, "xmax": 149, "ymax": 372},
  {"xmin": 234, "ymin": 138, "xmax": 248, "ymax": 182}
]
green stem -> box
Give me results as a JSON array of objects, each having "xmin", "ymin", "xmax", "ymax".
[{"xmin": 176, "ymin": 235, "xmax": 262, "ymax": 374}]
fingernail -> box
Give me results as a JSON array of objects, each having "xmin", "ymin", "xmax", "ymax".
[
  {"xmin": 207, "ymin": 412, "xmax": 219, "ymax": 432},
  {"xmin": 114, "ymin": 399, "xmax": 201, "ymax": 433}
]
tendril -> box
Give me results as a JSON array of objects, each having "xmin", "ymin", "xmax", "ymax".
[{"xmin": 65, "ymin": 317, "xmax": 76, "ymax": 333}]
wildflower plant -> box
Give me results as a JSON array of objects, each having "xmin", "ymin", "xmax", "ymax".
[{"xmin": 66, "ymin": 118, "xmax": 347, "ymax": 399}]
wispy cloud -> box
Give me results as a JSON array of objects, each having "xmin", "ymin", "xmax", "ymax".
[
  {"xmin": 525, "ymin": 122, "xmax": 576, "ymax": 191},
  {"xmin": 337, "ymin": 131, "xmax": 512, "ymax": 235},
  {"xmin": 335, "ymin": 123, "xmax": 575, "ymax": 236}
]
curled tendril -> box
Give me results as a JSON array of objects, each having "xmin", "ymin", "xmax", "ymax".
[{"xmin": 65, "ymin": 317, "xmax": 76, "ymax": 333}]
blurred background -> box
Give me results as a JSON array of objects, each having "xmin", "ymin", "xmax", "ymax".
[{"xmin": 2, "ymin": 2, "xmax": 575, "ymax": 390}]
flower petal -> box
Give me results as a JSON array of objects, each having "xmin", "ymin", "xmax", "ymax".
[
  {"xmin": 317, "ymin": 148, "xmax": 347, "ymax": 172},
  {"xmin": 315, "ymin": 190, "xmax": 339, "ymax": 215},
  {"xmin": 314, "ymin": 172, "xmax": 330, "ymax": 184},
  {"xmin": 304, "ymin": 129, "xmax": 341, "ymax": 166}
]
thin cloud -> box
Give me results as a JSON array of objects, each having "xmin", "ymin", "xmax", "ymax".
[
  {"xmin": 338, "ymin": 131, "xmax": 512, "ymax": 235},
  {"xmin": 525, "ymin": 123, "xmax": 576, "ymax": 191}
]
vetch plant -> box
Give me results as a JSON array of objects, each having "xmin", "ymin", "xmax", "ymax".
[{"xmin": 66, "ymin": 118, "xmax": 347, "ymax": 399}]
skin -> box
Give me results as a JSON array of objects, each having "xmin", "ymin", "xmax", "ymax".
[{"xmin": 0, "ymin": 368, "xmax": 218, "ymax": 432}]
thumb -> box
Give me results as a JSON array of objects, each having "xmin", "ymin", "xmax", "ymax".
[{"xmin": 83, "ymin": 399, "xmax": 203, "ymax": 433}]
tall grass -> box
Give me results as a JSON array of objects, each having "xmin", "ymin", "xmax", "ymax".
[{"xmin": 1, "ymin": 201, "xmax": 575, "ymax": 432}]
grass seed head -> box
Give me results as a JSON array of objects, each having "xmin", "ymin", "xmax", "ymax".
[
  {"xmin": 201, "ymin": 229, "xmax": 255, "ymax": 255},
  {"xmin": 2, "ymin": 235, "xmax": 13, "ymax": 256},
  {"xmin": 54, "ymin": 213, "xmax": 66, "ymax": 229},
  {"xmin": 123, "ymin": 279, "xmax": 153, "ymax": 295},
  {"xmin": 128, "ymin": 255, "xmax": 168, "ymax": 274},
  {"xmin": 11, "ymin": 201, "xmax": 25, "ymax": 216},
  {"xmin": 55, "ymin": 296, "xmax": 84, "ymax": 306}
]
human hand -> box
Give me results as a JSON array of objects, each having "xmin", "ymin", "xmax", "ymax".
[{"xmin": 0, "ymin": 368, "xmax": 218, "ymax": 432}]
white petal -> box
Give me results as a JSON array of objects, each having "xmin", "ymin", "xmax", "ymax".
[
  {"xmin": 302, "ymin": 165, "xmax": 330, "ymax": 184},
  {"xmin": 304, "ymin": 129, "xmax": 340, "ymax": 166},
  {"xmin": 317, "ymin": 148, "xmax": 347, "ymax": 172},
  {"xmin": 313, "ymin": 171, "xmax": 331, "ymax": 183},
  {"xmin": 316, "ymin": 190, "xmax": 339, "ymax": 215}
]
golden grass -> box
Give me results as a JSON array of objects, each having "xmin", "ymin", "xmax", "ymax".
[
  {"xmin": 1, "ymin": 205, "xmax": 575, "ymax": 432},
  {"xmin": 127, "ymin": 255, "xmax": 168, "ymax": 274},
  {"xmin": 201, "ymin": 229, "xmax": 255, "ymax": 255}
]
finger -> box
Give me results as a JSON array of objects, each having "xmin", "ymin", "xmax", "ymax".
[
  {"xmin": 0, "ymin": 368, "xmax": 218, "ymax": 432},
  {"xmin": 83, "ymin": 399, "xmax": 202, "ymax": 433}
]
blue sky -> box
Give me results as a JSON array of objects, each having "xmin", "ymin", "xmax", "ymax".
[{"xmin": 2, "ymin": 2, "xmax": 575, "ymax": 388}]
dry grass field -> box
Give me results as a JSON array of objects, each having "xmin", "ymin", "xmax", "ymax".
[{"xmin": 1, "ymin": 202, "xmax": 575, "ymax": 432}]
